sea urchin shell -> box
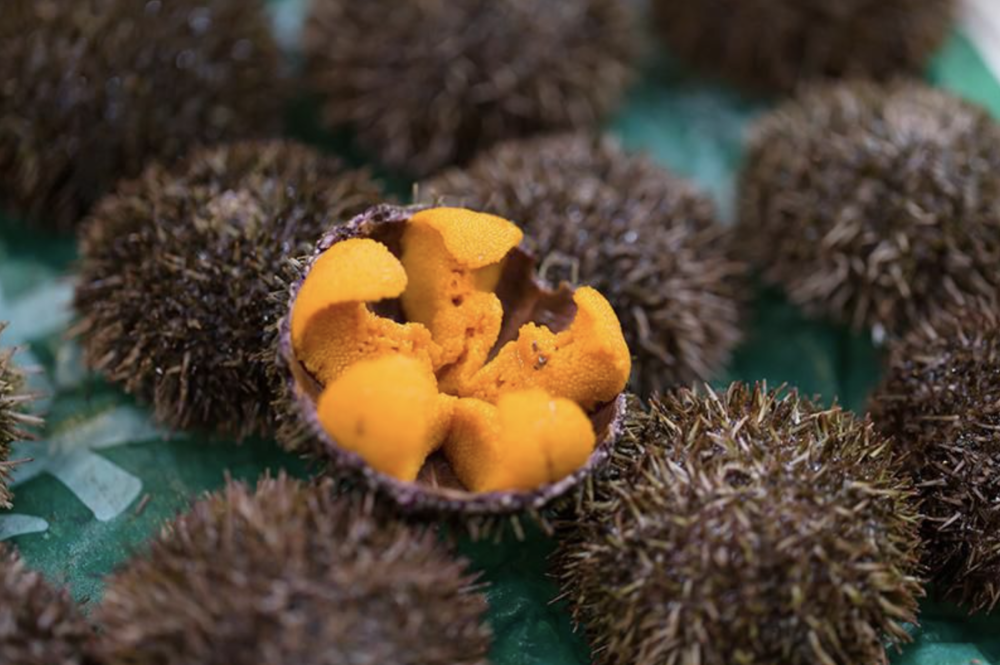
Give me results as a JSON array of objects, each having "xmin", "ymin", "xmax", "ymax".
[
  {"xmin": 74, "ymin": 140, "xmax": 384, "ymax": 439},
  {"xmin": 422, "ymin": 133, "xmax": 746, "ymax": 396},
  {"xmin": 870, "ymin": 299, "xmax": 1000, "ymax": 613},
  {"xmin": 651, "ymin": 0, "xmax": 955, "ymax": 93},
  {"xmin": 0, "ymin": 544, "xmax": 92, "ymax": 665},
  {"xmin": 93, "ymin": 474, "xmax": 492, "ymax": 665},
  {"xmin": 554, "ymin": 384, "xmax": 923, "ymax": 665},
  {"xmin": 739, "ymin": 80, "xmax": 1000, "ymax": 337},
  {"xmin": 303, "ymin": 0, "xmax": 637, "ymax": 176},
  {"xmin": 277, "ymin": 204, "xmax": 628, "ymax": 526},
  {"xmin": 0, "ymin": 0, "xmax": 283, "ymax": 229}
]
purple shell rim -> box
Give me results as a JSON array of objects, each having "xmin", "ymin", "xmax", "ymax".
[{"xmin": 276, "ymin": 203, "xmax": 626, "ymax": 516}]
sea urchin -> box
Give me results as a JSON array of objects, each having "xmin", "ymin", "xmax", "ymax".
[
  {"xmin": 555, "ymin": 384, "xmax": 923, "ymax": 665},
  {"xmin": 870, "ymin": 299, "xmax": 1000, "ymax": 613},
  {"xmin": 739, "ymin": 80, "xmax": 1000, "ymax": 337},
  {"xmin": 74, "ymin": 140, "xmax": 384, "ymax": 439},
  {"xmin": 652, "ymin": 0, "xmax": 955, "ymax": 93},
  {"xmin": 422, "ymin": 133, "xmax": 746, "ymax": 396},
  {"xmin": 303, "ymin": 0, "xmax": 637, "ymax": 176},
  {"xmin": 1, "ymin": 322, "xmax": 42, "ymax": 508},
  {"xmin": 93, "ymin": 474, "xmax": 492, "ymax": 665},
  {"xmin": 0, "ymin": 544, "xmax": 92, "ymax": 665},
  {"xmin": 0, "ymin": 0, "xmax": 283, "ymax": 229}
]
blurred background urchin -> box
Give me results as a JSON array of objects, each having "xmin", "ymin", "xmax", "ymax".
[
  {"xmin": 423, "ymin": 133, "xmax": 746, "ymax": 397},
  {"xmin": 739, "ymin": 80, "xmax": 1000, "ymax": 338},
  {"xmin": 0, "ymin": 0, "xmax": 284, "ymax": 229},
  {"xmin": 651, "ymin": 0, "xmax": 956, "ymax": 93},
  {"xmin": 303, "ymin": 0, "xmax": 638, "ymax": 176}
]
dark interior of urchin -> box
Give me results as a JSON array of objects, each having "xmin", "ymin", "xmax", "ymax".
[{"xmin": 291, "ymin": 218, "xmax": 620, "ymax": 496}]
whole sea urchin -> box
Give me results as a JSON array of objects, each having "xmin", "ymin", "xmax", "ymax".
[
  {"xmin": 74, "ymin": 141, "xmax": 383, "ymax": 439},
  {"xmin": 93, "ymin": 475, "xmax": 492, "ymax": 665},
  {"xmin": 555, "ymin": 384, "xmax": 923, "ymax": 665},
  {"xmin": 303, "ymin": 0, "xmax": 636, "ymax": 176},
  {"xmin": 739, "ymin": 80, "xmax": 1000, "ymax": 337},
  {"xmin": 0, "ymin": 0, "xmax": 283, "ymax": 229},
  {"xmin": 651, "ymin": 0, "xmax": 955, "ymax": 93},
  {"xmin": 0, "ymin": 544, "xmax": 92, "ymax": 665},
  {"xmin": 870, "ymin": 300, "xmax": 1000, "ymax": 613},
  {"xmin": 422, "ymin": 133, "xmax": 746, "ymax": 396},
  {"xmin": 1, "ymin": 322, "xmax": 42, "ymax": 508}
]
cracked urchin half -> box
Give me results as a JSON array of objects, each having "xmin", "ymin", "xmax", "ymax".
[
  {"xmin": 870, "ymin": 299, "xmax": 1000, "ymax": 613},
  {"xmin": 651, "ymin": 0, "xmax": 955, "ymax": 93},
  {"xmin": 0, "ymin": 0, "xmax": 283, "ymax": 230},
  {"xmin": 0, "ymin": 544, "xmax": 92, "ymax": 665},
  {"xmin": 0, "ymin": 322, "xmax": 42, "ymax": 509},
  {"xmin": 92, "ymin": 474, "xmax": 491, "ymax": 665},
  {"xmin": 422, "ymin": 133, "xmax": 746, "ymax": 397},
  {"xmin": 74, "ymin": 140, "xmax": 384, "ymax": 439},
  {"xmin": 739, "ymin": 80, "xmax": 1000, "ymax": 338},
  {"xmin": 303, "ymin": 0, "xmax": 637, "ymax": 176},
  {"xmin": 553, "ymin": 384, "xmax": 923, "ymax": 665}
]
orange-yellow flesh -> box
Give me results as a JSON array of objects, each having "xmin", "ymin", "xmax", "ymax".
[
  {"xmin": 400, "ymin": 208, "xmax": 519, "ymax": 383},
  {"xmin": 292, "ymin": 237, "xmax": 442, "ymax": 386},
  {"xmin": 446, "ymin": 389, "xmax": 596, "ymax": 492},
  {"xmin": 462, "ymin": 287, "xmax": 632, "ymax": 411},
  {"xmin": 317, "ymin": 355, "xmax": 456, "ymax": 482}
]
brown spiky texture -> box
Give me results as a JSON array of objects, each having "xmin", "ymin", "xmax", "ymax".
[
  {"xmin": 93, "ymin": 474, "xmax": 491, "ymax": 665},
  {"xmin": 739, "ymin": 80, "xmax": 1000, "ymax": 337},
  {"xmin": 74, "ymin": 141, "xmax": 384, "ymax": 439},
  {"xmin": 554, "ymin": 384, "xmax": 924, "ymax": 665},
  {"xmin": 0, "ymin": 323, "xmax": 42, "ymax": 508},
  {"xmin": 303, "ymin": 0, "xmax": 637, "ymax": 176},
  {"xmin": 0, "ymin": 544, "xmax": 92, "ymax": 665},
  {"xmin": 652, "ymin": 0, "xmax": 955, "ymax": 93},
  {"xmin": 0, "ymin": 0, "xmax": 283, "ymax": 230},
  {"xmin": 422, "ymin": 133, "xmax": 746, "ymax": 396},
  {"xmin": 870, "ymin": 299, "xmax": 1000, "ymax": 613}
]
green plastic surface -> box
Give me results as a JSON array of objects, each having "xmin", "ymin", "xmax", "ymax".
[{"xmin": 2, "ymin": 8, "xmax": 1000, "ymax": 664}]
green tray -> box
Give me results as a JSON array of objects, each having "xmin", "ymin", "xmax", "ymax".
[{"xmin": 2, "ymin": 4, "xmax": 1000, "ymax": 663}]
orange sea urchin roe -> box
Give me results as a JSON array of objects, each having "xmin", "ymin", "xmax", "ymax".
[
  {"xmin": 317, "ymin": 355, "xmax": 455, "ymax": 482},
  {"xmin": 290, "ymin": 238, "xmax": 441, "ymax": 386},
  {"xmin": 400, "ymin": 208, "xmax": 523, "ymax": 393},
  {"xmin": 446, "ymin": 390, "xmax": 597, "ymax": 492},
  {"xmin": 463, "ymin": 287, "xmax": 631, "ymax": 411}
]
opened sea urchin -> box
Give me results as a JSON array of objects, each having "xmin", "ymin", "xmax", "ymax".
[
  {"xmin": 870, "ymin": 300, "xmax": 1000, "ymax": 613},
  {"xmin": 652, "ymin": 0, "xmax": 955, "ymax": 93},
  {"xmin": 555, "ymin": 384, "xmax": 923, "ymax": 665},
  {"xmin": 423, "ymin": 133, "xmax": 745, "ymax": 396},
  {"xmin": 1, "ymin": 322, "xmax": 41, "ymax": 508},
  {"xmin": 93, "ymin": 474, "xmax": 491, "ymax": 665},
  {"xmin": 0, "ymin": 544, "xmax": 92, "ymax": 665},
  {"xmin": 0, "ymin": 0, "xmax": 283, "ymax": 229},
  {"xmin": 303, "ymin": 0, "xmax": 636, "ymax": 176},
  {"xmin": 74, "ymin": 141, "xmax": 383, "ymax": 438},
  {"xmin": 278, "ymin": 204, "xmax": 628, "ymax": 526},
  {"xmin": 739, "ymin": 80, "xmax": 1000, "ymax": 336}
]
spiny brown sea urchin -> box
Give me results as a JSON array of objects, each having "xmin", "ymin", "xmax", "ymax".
[
  {"xmin": 303, "ymin": 0, "xmax": 637, "ymax": 176},
  {"xmin": 93, "ymin": 474, "xmax": 492, "ymax": 665},
  {"xmin": 739, "ymin": 80, "xmax": 1000, "ymax": 337},
  {"xmin": 74, "ymin": 140, "xmax": 384, "ymax": 439},
  {"xmin": 0, "ymin": 544, "xmax": 92, "ymax": 665},
  {"xmin": 1, "ymin": 323, "xmax": 42, "ymax": 509},
  {"xmin": 554, "ymin": 384, "xmax": 923, "ymax": 665},
  {"xmin": 0, "ymin": 0, "xmax": 283, "ymax": 229},
  {"xmin": 870, "ymin": 299, "xmax": 1000, "ymax": 613},
  {"xmin": 422, "ymin": 133, "xmax": 746, "ymax": 396},
  {"xmin": 652, "ymin": 0, "xmax": 955, "ymax": 93}
]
